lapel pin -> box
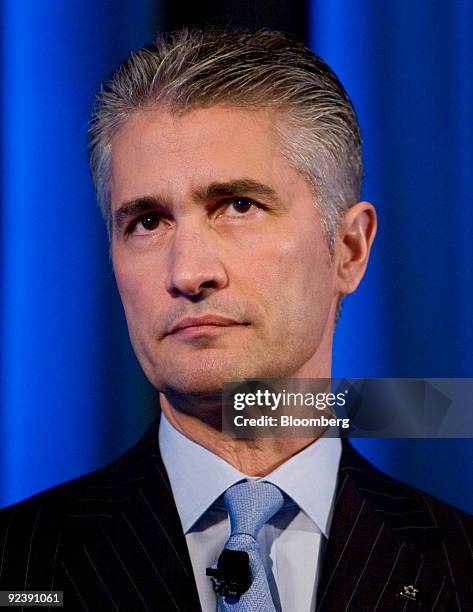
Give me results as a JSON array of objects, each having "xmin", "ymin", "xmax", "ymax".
[{"xmin": 398, "ymin": 583, "xmax": 421, "ymax": 603}]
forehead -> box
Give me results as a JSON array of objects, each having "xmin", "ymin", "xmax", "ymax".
[{"xmin": 109, "ymin": 105, "xmax": 304, "ymax": 210}]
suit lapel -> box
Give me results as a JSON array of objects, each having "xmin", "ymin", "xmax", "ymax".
[
  {"xmin": 58, "ymin": 420, "xmax": 202, "ymax": 611},
  {"xmin": 54, "ymin": 422, "xmax": 459, "ymax": 611},
  {"xmin": 316, "ymin": 442, "xmax": 454, "ymax": 611}
]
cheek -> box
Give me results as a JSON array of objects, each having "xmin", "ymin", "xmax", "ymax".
[
  {"xmin": 272, "ymin": 233, "xmax": 333, "ymax": 335},
  {"xmin": 113, "ymin": 256, "xmax": 159, "ymax": 331},
  {"xmin": 262, "ymin": 228, "xmax": 332, "ymax": 297},
  {"xmin": 232, "ymin": 225, "xmax": 333, "ymax": 341}
]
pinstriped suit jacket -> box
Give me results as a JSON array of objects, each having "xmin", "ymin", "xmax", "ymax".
[{"xmin": 0, "ymin": 418, "xmax": 472, "ymax": 611}]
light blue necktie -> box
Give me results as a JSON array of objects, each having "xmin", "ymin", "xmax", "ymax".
[{"xmin": 216, "ymin": 480, "xmax": 284, "ymax": 611}]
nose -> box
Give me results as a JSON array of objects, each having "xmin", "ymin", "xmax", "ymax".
[{"xmin": 165, "ymin": 223, "xmax": 229, "ymax": 299}]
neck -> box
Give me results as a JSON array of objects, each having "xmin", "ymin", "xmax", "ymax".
[
  {"xmin": 160, "ymin": 397, "xmax": 321, "ymax": 476},
  {"xmin": 158, "ymin": 313, "xmax": 336, "ymax": 475},
  {"xmin": 159, "ymin": 352, "xmax": 333, "ymax": 477}
]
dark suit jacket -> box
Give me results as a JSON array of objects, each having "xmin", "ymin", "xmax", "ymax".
[{"xmin": 0, "ymin": 419, "xmax": 472, "ymax": 611}]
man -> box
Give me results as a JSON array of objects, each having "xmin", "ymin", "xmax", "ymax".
[{"xmin": 0, "ymin": 28, "xmax": 472, "ymax": 611}]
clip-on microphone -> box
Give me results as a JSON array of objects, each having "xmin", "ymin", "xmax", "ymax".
[{"xmin": 206, "ymin": 549, "xmax": 251, "ymax": 597}]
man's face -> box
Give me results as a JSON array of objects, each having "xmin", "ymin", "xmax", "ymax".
[{"xmin": 110, "ymin": 106, "xmax": 338, "ymax": 396}]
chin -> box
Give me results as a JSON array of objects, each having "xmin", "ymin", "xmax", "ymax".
[
  {"xmin": 142, "ymin": 342, "xmax": 315, "ymax": 396},
  {"xmin": 157, "ymin": 366, "xmax": 238, "ymax": 396},
  {"xmin": 147, "ymin": 352, "xmax": 269, "ymax": 396}
]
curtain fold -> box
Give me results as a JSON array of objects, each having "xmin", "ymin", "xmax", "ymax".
[
  {"xmin": 310, "ymin": 0, "xmax": 473, "ymax": 513},
  {"xmin": 1, "ymin": 1, "xmax": 159, "ymax": 508}
]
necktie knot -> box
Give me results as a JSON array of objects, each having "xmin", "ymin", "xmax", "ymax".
[{"xmin": 223, "ymin": 480, "xmax": 284, "ymax": 539}]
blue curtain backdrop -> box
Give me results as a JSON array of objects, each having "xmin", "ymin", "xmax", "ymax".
[
  {"xmin": 1, "ymin": 2, "xmax": 473, "ymax": 514},
  {"xmin": 310, "ymin": 0, "xmax": 473, "ymax": 513},
  {"xmin": 1, "ymin": 2, "xmax": 159, "ymax": 508}
]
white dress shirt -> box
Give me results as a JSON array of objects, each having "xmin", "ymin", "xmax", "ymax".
[{"xmin": 159, "ymin": 411, "xmax": 341, "ymax": 612}]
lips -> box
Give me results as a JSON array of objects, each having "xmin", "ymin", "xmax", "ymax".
[{"xmin": 166, "ymin": 315, "xmax": 242, "ymax": 336}]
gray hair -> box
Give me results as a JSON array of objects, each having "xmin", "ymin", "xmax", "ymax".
[{"xmin": 88, "ymin": 27, "xmax": 362, "ymax": 259}]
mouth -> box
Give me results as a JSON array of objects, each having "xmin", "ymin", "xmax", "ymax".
[{"xmin": 165, "ymin": 315, "xmax": 245, "ymax": 338}]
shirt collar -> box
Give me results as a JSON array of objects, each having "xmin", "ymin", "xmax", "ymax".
[
  {"xmin": 261, "ymin": 433, "xmax": 342, "ymax": 537},
  {"xmin": 159, "ymin": 411, "xmax": 341, "ymax": 537}
]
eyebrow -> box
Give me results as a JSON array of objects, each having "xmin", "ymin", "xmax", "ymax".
[
  {"xmin": 114, "ymin": 197, "xmax": 169, "ymax": 230},
  {"xmin": 193, "ymin": 179, "xmax": 280, "ymax": 202},
  {"xmin": 113, "ymin": 178, "xmax": 283, "ymax": 229}
]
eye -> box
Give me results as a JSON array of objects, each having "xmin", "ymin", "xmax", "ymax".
[
  {"xmin": 231, "ymin": 197, "xmax": 254, "ymax": 213},
  {"xmin": 223, "ymin": 197, "xmax": 258, "ymax": 216},
  {"xmin": 128, "ymin": 212, "xmax": 161, "ymax": 235}
]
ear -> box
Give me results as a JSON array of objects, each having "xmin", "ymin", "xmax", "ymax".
[{"xmin": 334, "ymin": 201, "xmax": 377, "ymax": 296}]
